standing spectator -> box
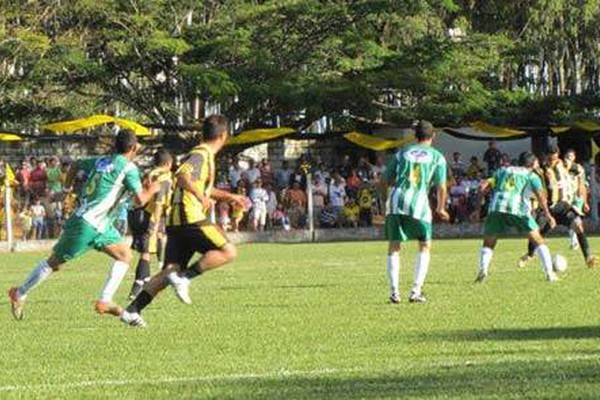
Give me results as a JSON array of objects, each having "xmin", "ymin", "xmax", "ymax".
[
  {"xmin": 466, "ymin": 156, "xmax": 484, "ymax": 179},
  {"xmin": 311, "ymin": 174, "xmax": 328, "ymax": 227},
  {"xmin": 345, "ymin": 169, "xmax": 361, "ymax": 198},
  {"xmin": 17, "ymin": 159, "xmax": 31, "ymax": 202},
  {"xmin": 284, "ymin": 181, "xmax": 307, "ymax": 228},
  {"xmin": 275, "ymin": 160, "xmax": 293, "ymax": 191},
  {"xmin": 249, "ymin": 179, "xmax": 269, "ymax": 231},
  {"xmin": 231, "ymin": 185, "xmax": 251, "ymax": 232},
  {"xmin": 342, "ymin": 198, "xmax": 360, "ymax": 228},
  {"xmin": 243, "ymin": 159, "xmax": 261, "ymax": 186},
  {"xmin": 30, "ymin": 160, "xmax": 47, "ymax": 199},
  {"xmin": 229, "ymin": 159, "xmax": 243, "ymax": 190},
  {"xmin": 450, "ymin": 152, "xmax": 467, "ymax": 178},
  {"xmin": 357, "ymin": 179, "xmax": 375, "ymax": 227},
  {"xmin": 46, "ymin": 157, "xmax": 63, "ymax": 197},
  {"xmin": 329, "ymin": 174, "xmax": 347, "ymax": 223},
  {"xmin": 216, "ymin": 201, "xmax": 231, "ymax": 231},
  {"xmin": 265, "ymin": 183, "xmax": 278, "ymax": 229},
  {"xmin": 500, "ymin": 153, "xmax": 511, "ymax": 167},
  {"xmin": 272, "ymin": 203, "xmax": 291, "ymax": 231},
  {"xmin": 483, "ymin": 140, "xmax": 502, "ymax": 175},
  {"xmin": 357, "ymin": 156, "xmax": 372, "ymax": 181},
  {"xmin": 31, "ymin": 199, "xmax": 46, "ymax": 240},
  {"xmin": 338, "ymin": 155, "xmax": 352, "ymax": 179},
  {"xmin": 259, "ymin": 158, "xmax": 275, "ymax": 189},
  {"xmin": 18, "ymin": 206, "xmax": 32, "ymax": 241},
  {"xmin": 371, "ymin": 155, "xmax": 386, "ymax": 177}
]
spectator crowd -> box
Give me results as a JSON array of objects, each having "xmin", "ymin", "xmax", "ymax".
[{"xmin": 0, "ymin": 139, "xmax": 526, "ymax": 241}]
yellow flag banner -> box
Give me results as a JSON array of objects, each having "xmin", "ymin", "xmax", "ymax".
[
  {"xmin": 574, "ymin": 120, "xmax": 600, "ymax": 132},
  {"xmin": 226, "ymin": 127, "xmax": 295, "ymax": 146},
  {"xmin": 4, "ymin": 164, "xmax": 17, "ymax": 186},
  {"xmin": 0, "ymin": 133, "xmax": 23, "ymax": 141},
  {"xmin": 471, "ymin": 121, "xmax": 526, "ymax": 137},
  {"xmin": 41, "ymin": 115, "xmax": 150, "ymax": 136},
  {"xmin": 343, "ymin": 131, "xmax": 413, "ymax": 151}
]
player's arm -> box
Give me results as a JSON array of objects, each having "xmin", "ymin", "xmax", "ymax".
[
  {"xmin": 177, "ymin": 172, "xmax": 212, "ymax": 210},
  {"xmin": 63, "ymin": 163, "xmax": 79, "ymax": 191},
  {"xmin": 433, "ymin": 160, "xmax": 450, "ymax": 221},
  {"xmin": 533, "ymin": 188, "xmax": 556, "ymax": 229},
  {"xmin": 211, "ymin": 187, "xmax": 246, "ymax": 209},
  {"xmin": 125, "ymin": 166, "xmax": 160, "ymax": 207}
]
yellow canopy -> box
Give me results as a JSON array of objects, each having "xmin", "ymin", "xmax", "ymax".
[
  {"xmin": 41, "ymin": 115, "xmax": 150, "ymax": 136},
  {"xmin": 0, "ymin": 133, "xmax": 23, "ymax": 141},
  {"xmin": 549, "ymin": 126, "xmax": 571, "ymax": 134},
  {"xmin": 471, "ymin": 121, "xmax": 525, "ymax": 137},
  {"xmin": 226, "ymin": 127, "xmax": 295, "ymax": 146},
  {"xmin": 574, "ymin": 120, "xmax": 600, "ymax": 132},
  {"xmin": 343, "ymin": 131, "xmax": 413, "ymax": 151}
]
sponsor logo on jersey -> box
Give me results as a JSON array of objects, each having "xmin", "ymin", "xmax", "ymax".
[
  {"xmin": 95, "ymin": 157, "xmax": 114, "ymax": 173},
  {"xmin": 404, "ymin": 149, "xmax": 433, "ymax": 163}
]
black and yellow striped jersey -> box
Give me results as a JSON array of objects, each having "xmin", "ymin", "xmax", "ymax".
[
  {"xmin": 144, "ymin": 167, "xmax": 173, "ymax": 223},
  {"xmin": 168, "ymin": 143, "xmax": 215, "ymax": 226},
  {"xmin": 545, "ymin": 161, "xmax": 570, "ymax": 206}
]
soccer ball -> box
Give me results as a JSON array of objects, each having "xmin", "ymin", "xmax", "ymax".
[{"xmin": 552, "ymin": 254, "xmax": 568, "ymax": 273}]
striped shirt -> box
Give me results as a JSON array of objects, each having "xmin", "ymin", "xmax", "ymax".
[
  {"xmin": 143, "ymin": 167, "xmax": 173, "ymax": 223},
  {"xmin": 168, "ymin": 144, "xmax": 215, "ymax": 226},
  {"xmin": 488, "ymin": 166, "xmax": 542, "ymax": 217},
  {"xmin": 384, "ymin": 143, "xmax": 447, "ymax": 223},
  {"xmin": 75, "ymin": 155, "xmax": 142, "ymax": 233}
]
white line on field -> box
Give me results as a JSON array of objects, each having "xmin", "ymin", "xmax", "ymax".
[{"xmin": 1, "ymin": 353, "xmax": 598, "ymax": 393}]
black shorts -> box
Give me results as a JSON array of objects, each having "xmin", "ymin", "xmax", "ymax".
[
  {"xmin": 164, "ymin": 223, "xmax": 229, "ymax": 268},
  {"xmin": 536, "ymin": 201, "xmax": 579, "ymax": 231},
  {"xmin": 128, "ymin": 209, "xmax": 153, "ymax": 253}
]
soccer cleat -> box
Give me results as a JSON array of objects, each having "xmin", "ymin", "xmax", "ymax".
[
  {"xmin": 120, "ymin": 310, "xmax": 147, "ymax": 328},
  {"xmin": 167, "ymin": 272, "xmax": 192, "ymax": 305},
  {"xmin": 8, "ymin": 287, "xmax": 24, "ymax": 321},
  {"xmin": 389, "ymin": 293, "xmax": 400, "ymax": 304},
  {"xmin": 474, "ymin": 271, "xmax": 487, "ymax": 283},
  {"xmin": 586, "ymin": 255, "xmax": 599, "ymax": 269},
  {"xmin": 94, "ymin": 300, "xmax": 124, "ymax": 317},
  {"xmin": 546, "ymin": 273, "xmax": 559, "ymax": 282},
  {"xmin": 408, "ymin": 291, "xmax": 427, "ymax": 303},
  {"xmin": 517, "ymin": 254, "xmax": 532, "ymax": 269},
  {"xmin": 570, "ymin": 242, "xmax": 580, "ymax": 251},
  {"xmin": 128, "ymin": 281, "xmax": 144, "ymax": 301}
]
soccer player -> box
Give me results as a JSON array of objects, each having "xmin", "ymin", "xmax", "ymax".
[
  {"xmin": 127, "ymin": 149, "xmax": 174, "ymax": 299},
  {"xmin": 8, "ymin": 130, "xmax": 160, "ymax": 320},
  {"xmin": 564, "ymin": 149, "xmax": 588, "ymax": 250},
  {"xmin": 384, "ymin": 120, "xmax": 449, "ymax": 304},
  {"xmin": 517, "ymin": 147, "xmax": 597, "ymax": 269},
  {"xmin": 121, "ymin": 115, "xmax": 246, "ymax": 327},
  {"xmin": 475, "ymin": 152, "xmax": 558, "ymax": 283}
]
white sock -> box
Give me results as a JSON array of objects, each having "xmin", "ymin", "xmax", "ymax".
[
  {"xmin": 479, "ymin": 247, "xmax": 493, "ymax": 275},
  {"xmin": 387, "ymin": 252, "xmax": 400, "ymax": 296},
  {"xmin": 412, "ymin": 251, "xmax": 430, "ymax": 295},
  {"xmin": 17, "ymin": 260, "xmax": 53, "ymax": 299},
  {"xmin": 569, "ymin": 229, "xmax": 579, "ymax": 247},
  {"xmin": 99, "ymin": 261, "xmax": 129, "ymax": 302},
  {"xmin": 535, "ymin": 244, "xmax": 554, "ymax": 277}
]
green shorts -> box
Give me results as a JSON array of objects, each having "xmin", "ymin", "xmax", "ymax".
[
  {"xmin": 385, "ymin": 214, "xmax": 432, "ymax": 242},
  {"xmin": 53, "ymin": 216, "xmax": 124, "ymax": 261},
  {"xmin": 484, "ymin": 212, "xmax": 539, "ymax": 236}
]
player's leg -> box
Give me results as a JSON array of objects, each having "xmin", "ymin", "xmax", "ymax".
[
  {"xmin": 129, "ymin": 252, "xmax": 151, "ymax": 300},
  {"xmin": 8, "ymin": 216, "xmax": 94, "ymax": 320},
  {"xmin": 476, "ymin": 235, "xmax": 497, "ymax": 282},
  {"xmin": 169, "ymin": 225, "xmax": 237, "ymax": 304},
  {"xmin": 8, "ymin": 253, "xmax": 64, "ymax": 320},
  {"xmin": 95, "ymin": 239, "xmax": 133, "ymax": 316},
  {"xmin": 527, "ymin": 229, "xmax": 557, "ymax": 281},
  {"xmin": 519, "ymin": 212, "xmax": 549, "ymax": 268},
  {"xmin": 384, "ymin": 215, "xmax": 404, "ymax": 303},
  {"xmin": 569, "ymin": 228, "xmax": 580, "ymax": 250},
  {"xmin": 409, "ymin": 240, "xmax": 430, "ymax": 303},
  {"xmin": 570, "ymin": 217, "xmax": 597, "ymax": 268}
]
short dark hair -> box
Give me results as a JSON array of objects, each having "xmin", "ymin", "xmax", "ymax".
[
  {"xmin": 203, "ymin": 115, "xmax": 229, "ymax": 141},
  {"xmin": 115, "ymin": 130, "xmax": 138, "ymax": 154},
  {"xmin": 565, "ymin": 148, "xmax": 576, "ymax": 157},
  {"xmin": 519, "ymin": 151, "xmax": 537, "ymax": 167},
  {"xmin": 547, "ymin": 144, "xmax": 560, "ymax": 155},
  {"xmin": 414, "ymin": 120, "xmax": 435, "ymax": 141},
  {"xmin": 153, "ymin": 148, "xmax": 173, "ymax": 167}
]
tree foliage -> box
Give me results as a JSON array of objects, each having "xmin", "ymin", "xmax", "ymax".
[{"xmin": 1, "ymin": 0, "xmax": 599, "ymax": 130}]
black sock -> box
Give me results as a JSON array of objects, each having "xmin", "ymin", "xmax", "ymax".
[
  {"xmin": 577, "ymin": 233, "xmax": 591, "ymax": 260},
  {"xmin": 527, "ymin": 240, "xmax": 536, "ymax": 257},
  {"xmin": 180, "ymin": 265, "xmax": 203, "ymax": 280},
  {"xmin": 126, "ymin": 290, "xmax": 154, "ymax": 313},
  {"xmin": 156, "ymin": 239, "xmax": 164, "ymax": 262},
  {"xmin": 135, "ymin": 259, "xmax": 151, "ymax": 282}
]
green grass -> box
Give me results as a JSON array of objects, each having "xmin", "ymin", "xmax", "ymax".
[{"xmin": 2, "ymin": 237, "xmax": 600, "ymax": 399}]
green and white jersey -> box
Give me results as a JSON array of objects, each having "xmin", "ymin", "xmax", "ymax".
[
  {"xmin": 74, "ymin": 154, "xmax": 142, "ymax": 233},
  {"xmin": 488, "ymin": 166, "xmax": 542, "ymax": 217},
  {"xmin": 384, "ymin": 143, "xmax": 447, "ymax": 223}
]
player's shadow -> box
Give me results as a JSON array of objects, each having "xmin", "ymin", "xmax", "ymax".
[
  {"xmin": 133, "ymin": 357, "xmax": 600, "ymax": 399},
  {"xmin": 430, "ymin": 326, "xmax": 600, "ymax": 341}
]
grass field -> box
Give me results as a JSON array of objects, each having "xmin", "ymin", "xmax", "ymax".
[{"xmin": 2, "ymin": 237, "xmax": 600, "ymax": 399}]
